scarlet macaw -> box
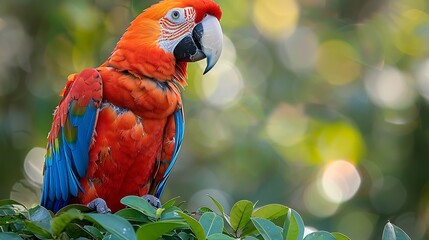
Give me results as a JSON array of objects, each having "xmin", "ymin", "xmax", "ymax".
[{"xmin": 40, "ymin": 0, "xmax": 223, "ymax": 213}]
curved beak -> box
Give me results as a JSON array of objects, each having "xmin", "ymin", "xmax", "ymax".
[{"xmin": 173, "ymin": 15, "xmax": 223, "ymax": 74}]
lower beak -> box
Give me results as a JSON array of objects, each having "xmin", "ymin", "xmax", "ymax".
[{"xmin": 173, "ymin": 15, "xmax": 223, "ymax": 74}]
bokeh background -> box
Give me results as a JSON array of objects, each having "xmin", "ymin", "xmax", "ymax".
[{"xmin": 1, "ymin": 0, "xmax": 429, "ymax": 239}]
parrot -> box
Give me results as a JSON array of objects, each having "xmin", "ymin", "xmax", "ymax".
[{"xmin": 40, "ymin": 0, "xmax": 223, "ymax": 213}]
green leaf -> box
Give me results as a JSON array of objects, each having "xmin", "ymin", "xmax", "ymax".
[
  {"xmin": 161, "ymin": 206, "xmax": 183, "ymax": 220},
  {"xmin": 29, "ymin": 205, "xmax": 52, "ymax": 224},
  {"xmin": 115, "ymin": 208, "xmax": 150, "ymax": 223},
  {"xmin": 175, "ymin": 210, "xmax": 206, "ymax": 240},
  {"xmin": 0, "ymin": 207, "xmax": 18, "ymax": 216},
  {"xmin": 84, "ymin": 225, "xmax": 104, "ymax": 239},
  {"xmin": 23, "ymin": 205, "xmax": 53, "ymax": 238},
  {"xmin": 120, "ymin": 196, "xmax": 157, "ymax": 219},
  {"xmin": 85, "ymin": 213, "xmax": 136, "ymax": 240},
  {"xmin": 0, "ymin": 200, "xmax": 28, "ymax": 218},
  {"xmin": 199, "ymin": 212, "xmax": 224, "ymax": 236},
  {"xmin": 24, "ymin": 220, "xmax": 53, "ymax": 239},
  {"xmin": 331, "ymin": 232, "xmax": 351, "ymax": 240},
  {"xmin": 242, "ymin": 204, "xmax": 290, "ymax": 236},
  {"xmin": 52, "ymin": 208, "xmax": 84, "ymax": 236},
  {"xmin": 207, "ymin": 233, "xmax": 235, "ymax": 240},
  {"xmin": 283, "ymin": 209, "xmax": 305, "ymax": 240},
  {"xmin": 156, "ymin": 208, "xmax": 164, "ymax": 219},
  {"xmin": 178, "ymin": 232, "xmax": 195, "ymax": 240},
  {"xmin": 230, "ymin": 200, "xmax": 253, "ymax": 232},
  {"xmin": 208, "ymin": 195, "xmax": 225, "ymax": 216},
  {"xmin": 0, "ymin": 232, "xmax": 23, "ymax": 240},
  {"xmin": 199, "ymin": 207, "xmax": 214, "ymax": 214},
  {"xmin": 0, "ymin": 215, "xmax": 22, "ymax": 226},
  {"xmin": 103, "ymin": 233, "xmax": 123, "ymax": 240},
  {"xmin": 253, "ymin": 204, "xmax": 289, "ymax": 221},
  {"xmin": 383, "ymin": 223, "xmax": 395, "ymax": 240},
  {"xmin": 251, "ymin": 218, "xmax": 283, "ymax": 240},
  {"xmin": 382, "ymin": 222, "xmax": 411, "ymax": 240},
  {"xmin": 56, "ymin": 204, "xmax": 91, "ymax": 215},
  {"xmin": 64, "ymin": 223, "xmax": 98, "ymax": 239},
  {"xmin": 176, "ymin": 201, "xmax": 186, "ymax": 208},
  {"xmin": 303, "ymin": 231, "xmax": 336, "ymax": 240},
  {"xmin": 136, "ymin": 221, "xmax": 188, "ymax": 240},
  {"xmin": 0, "ymin": 199, "xmax": 27, "ymax": 209},
  {"xmin": 163, "ymin": 196, "xmax": 181, "ymax": 209}
]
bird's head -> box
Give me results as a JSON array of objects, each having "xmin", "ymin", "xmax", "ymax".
[{"xmin": 108, "ymin": 0, "xmax": 223, "ymax": 86}]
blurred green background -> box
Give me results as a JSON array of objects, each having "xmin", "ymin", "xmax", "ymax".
[{"xmin": 1, "ymin": 0, "xmax": 429, "ymax": 239}]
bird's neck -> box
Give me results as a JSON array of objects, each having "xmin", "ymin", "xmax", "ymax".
[{"xmin": 104, "ymin": 17, "xmax": 188, "ymax": 87}]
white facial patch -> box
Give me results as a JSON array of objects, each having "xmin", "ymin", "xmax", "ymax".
[{"xmin": 158, "ymin": 7, "xmax": 196, "ymax": 53}]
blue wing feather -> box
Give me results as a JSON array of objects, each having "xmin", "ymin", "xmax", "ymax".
[
  {"xmin": 40, "ymin": 69, "xmax": 102, "ymax": 213},
  {"xmin": 76, "ymin": 101, "xmax": 98, "ymax": 176},
  {"xmin": 57, "ymin": 151, "xmax": 69, "ymax": 201},
  {"xmin": 52, "ymin": 159, "xmax": 61, "ymax": 200},
  {"xmin": 64, "ymin": 143, "xmax": 80, "ymax": 196},
  {"xmin": 155, "ymin": 109, "xmax": 185, "ymax": 197},
  {"xmin": 41, "ymin": 167, "xmax": 50, "ymax": 206},
  {"xmin": 41, "ymin": 101, "xmax": 99, "ymax": 212},
  {"xmin": 69, "ymin": 101, "xmax": 98, "ymax": 178}
]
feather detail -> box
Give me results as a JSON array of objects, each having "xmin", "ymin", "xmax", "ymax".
[
  {"xmin": 149, "ymin": 108, "xmax": 185, "ymax": 197},
  {"xmin": 41, "ymin": 68, "xmax": 103, "ymax": 213},
  {"xmin": 98, "ymin": 67, "xmax": 181, "ymax": 119},
  {"xmin": 107, "ymin": 18, "xmax": 180, "ymax": 82},
  {"xmin": 156, "ymin": 108, "xmax": 185, "ymax": 197}
]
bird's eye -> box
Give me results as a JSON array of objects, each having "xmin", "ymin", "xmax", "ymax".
[
  {"xmin": 166, "ymin": 8, "xmax": 186, "ymax": 23},
  {"xmin": 171, "ymin": 10, "xmax": 180, "ymax": 20}
]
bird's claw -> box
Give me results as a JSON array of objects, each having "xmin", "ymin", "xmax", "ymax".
[
  {"xmin": 87, "ymin": 198, "xmax": 111, "ymax": 214},
  {"xmin": 142, "ymin": 195, "xmax": 162, "ymax": 208}
]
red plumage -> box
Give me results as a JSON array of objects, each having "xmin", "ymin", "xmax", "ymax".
[{"xmin": 74, "ymin": 68, "xmax": 181, "ymax": 212}]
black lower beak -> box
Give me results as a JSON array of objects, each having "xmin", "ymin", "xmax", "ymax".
[{"xmin": 173, "ymin": 23, "xmax": 205, "ymax": 62}]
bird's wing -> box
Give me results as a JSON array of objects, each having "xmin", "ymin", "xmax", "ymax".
[
  {"xmin": 151, "ymin": 107, "xmax": 185, "ymax": 198},
  {"xmin": 41, "ymin": 68, "xmax": 103, "ymax": 212}
]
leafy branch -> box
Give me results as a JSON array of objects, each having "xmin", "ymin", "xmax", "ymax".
[{"xmin": 0, "ymin": 196, "xmax": 410, "ymax": 240}]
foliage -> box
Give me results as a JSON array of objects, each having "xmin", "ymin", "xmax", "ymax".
[
  {"xmin": 0, "ymin": 196, "xmax": 410, "ymax": 240},
  {"xmin": 2, "ymin": 0, "xmax": 429, "ymax": 238}
]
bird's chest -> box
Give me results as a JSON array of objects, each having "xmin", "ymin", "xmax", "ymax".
[
  {"xmin": 98, "ymin": 67, "xmax": 182, "ymax": 119},
  {"xmin": 85, "ymin": 102, "xmax": 168, "ymax": 193}
]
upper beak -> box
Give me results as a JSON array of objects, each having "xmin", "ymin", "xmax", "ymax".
[{"xmin": 173, "ymin": 15, "xmax": 223, "ymax": 74}]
